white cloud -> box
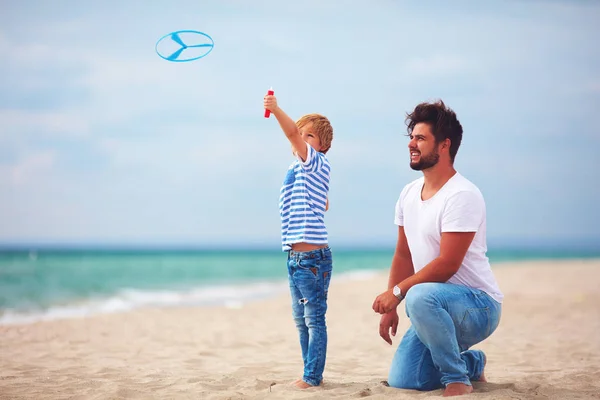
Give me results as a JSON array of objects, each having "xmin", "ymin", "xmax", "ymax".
[
  {"xmin": 404, "ymin": 55, "xmax": 475, "ymax": 78},
  {"xmin": 586, "ymin": 80, "xmax": 600, "ymax": 94},
  {"xmin": 0, "ymin": 150, "xmax": 56, "ymax": 185},
  {"xmin": 0, "ymin": 109, "xmax": 90, "ymax": 138}
]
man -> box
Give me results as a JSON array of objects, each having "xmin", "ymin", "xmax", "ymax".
[{"xmin": 372, "ymin": 100, "xmax": 503, "ymax": 397}]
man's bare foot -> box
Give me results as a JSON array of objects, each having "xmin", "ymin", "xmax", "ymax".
[
  {"xmin": 292, "ymin": 379, "xmax": 314, "ymax": 389},
  {"xmin": 291, "ymin": 378, "xmax": 302, "ymax": 385},
  {"xmin": 478, "ymin": 369, "xmax": 487, "ymax": 383},
  {"xmin": 443, "ymin": 383, "xmax": 473, "ymax": 397},
  {"xmin": 478, "ymin": 352, "xmax": 487, "ymax": 383}
]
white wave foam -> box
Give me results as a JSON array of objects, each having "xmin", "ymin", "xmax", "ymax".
[
  {"xmin": 0, "ymin": 280, "xmax": 289, "ymax": 326},
  {"xmin": 0, "ymin": 269, "xmax": 381, "ymax": 326},
  {"xmin": 334, "ymin": 269, "xmax": 380, "ymax": 281}
]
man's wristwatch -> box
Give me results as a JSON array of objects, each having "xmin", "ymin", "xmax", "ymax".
[{"xmin": 393, "ymin": 285, "xmax": 404, "ymax": 301}]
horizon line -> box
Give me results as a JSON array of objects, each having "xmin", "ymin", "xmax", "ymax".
[{"xmin": 0, "ymin": 239, "xmax": 598, "ymax": 253}]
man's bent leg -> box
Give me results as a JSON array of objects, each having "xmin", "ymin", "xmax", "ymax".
[
  {"xmin": 461, "ymin": 350, "xmax": 486, "ymax": 382},
  {"xmin": 404, "ymin": 283, "xmax": 500, "ymax": 388},
  {"xmin": 388, "ymin": 328, "xmax": 489, "ymax": 390},
  {"xmin": 388, "ymin": 325, "xmax": 443, "ymax": 390}
]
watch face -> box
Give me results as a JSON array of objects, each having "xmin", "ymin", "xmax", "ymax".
[{"xmin": 393, "ymin": 286, "xmax": 401, "ymax": 296}]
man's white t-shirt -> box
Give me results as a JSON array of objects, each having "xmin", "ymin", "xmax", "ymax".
[{"xmin": 395, "ymin": 172, "xmax": 504, "ymax": 303}]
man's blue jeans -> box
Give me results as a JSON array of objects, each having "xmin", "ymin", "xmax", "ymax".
[
  {"xmin": 388, "ymin": 282, "xmax": 501, "ymax": 390},
  {"xmin": 287, "ymin": 247, "xmax": 333, "ymax": 386}
]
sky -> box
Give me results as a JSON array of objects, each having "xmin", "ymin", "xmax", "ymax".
[{"xmin": 1, "ymin": 0, "xmax": 599, "ymax": 249}]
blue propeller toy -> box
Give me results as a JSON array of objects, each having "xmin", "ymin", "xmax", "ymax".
[{"xmin": 155, "ymin": 30, "xmax": 214, "ymax": 62}]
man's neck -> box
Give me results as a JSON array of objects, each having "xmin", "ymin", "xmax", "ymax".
[{"xmin": 422, "ymin": 163, "xmax": 457, "ymax": 192}]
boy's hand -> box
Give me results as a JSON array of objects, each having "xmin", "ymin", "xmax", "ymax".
[
  {"xmin": 264, "ymin": 94, "xmax": 305, "ymax": 160},
  {"xmin": 264, "ymin": 94, "xmax": 279, "ymax": 114}
]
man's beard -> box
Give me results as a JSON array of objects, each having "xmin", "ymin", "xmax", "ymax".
[{"xmin": 410, "ymin": 149, "xmax": 440, "ymax": 171}]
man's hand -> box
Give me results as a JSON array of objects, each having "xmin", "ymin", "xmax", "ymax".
[
  {"xmin": 372, "ymin": 288, "xmax": 401, "ymax": 315},
  {"xmin": 379, "ymin": 310, "xmax": 399, "ymax": 345},
  {"xmin": 264, "ymin": 94, "xmax": 279, "ymax": 114}
]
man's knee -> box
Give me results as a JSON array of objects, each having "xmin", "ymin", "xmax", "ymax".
[
  {"xmin": 405, "ymin": 282, "xmax": 444, "ymax": 316},
  {"xmin": 388, "ymin": 373, "xmax": 419, "ymax": 390},
  {"xmin": 387, "ymin": 373, "xmax": 441, "ymax": 391},
  {"xmin": 387, "ymin": 375, "xmax": 413, "ymax": 390}
]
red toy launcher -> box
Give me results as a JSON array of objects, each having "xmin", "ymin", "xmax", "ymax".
[{"xmin": 264, "ymin": 87, "xmax": 274, "ymax": 118}]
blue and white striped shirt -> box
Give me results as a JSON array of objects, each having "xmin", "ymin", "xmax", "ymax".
[{"xmin": 279, "ymin": 143, "xmax": 331, "ymax": 251}]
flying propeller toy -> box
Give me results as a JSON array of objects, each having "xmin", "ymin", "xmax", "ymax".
[{"xmin": 155, "ymin": 30, "xmax": 214, "ymax": 62}]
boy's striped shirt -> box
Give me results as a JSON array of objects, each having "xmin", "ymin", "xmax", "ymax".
[{"xmin": 279, "ymin": 143, "xmax": 331, "ymax": 251}]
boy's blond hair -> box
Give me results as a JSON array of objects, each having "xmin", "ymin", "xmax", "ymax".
[{"xmin": 296, "ymin": 114, "xmax": 333, "ymax": 154}]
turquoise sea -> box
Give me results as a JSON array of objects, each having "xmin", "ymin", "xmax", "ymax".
[{"xmin": 1, "ymin": 245, "xmax": 598, "ymax": 325}]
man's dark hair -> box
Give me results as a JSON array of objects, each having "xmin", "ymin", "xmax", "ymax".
[{"xmin": 405, "ymin": 100, "xmax": 463, "ymax": 162}]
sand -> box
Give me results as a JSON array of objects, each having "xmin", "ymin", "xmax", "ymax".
[{"xmin": 1, "ymin": 259, "xmax": 599, "ymax": 399}]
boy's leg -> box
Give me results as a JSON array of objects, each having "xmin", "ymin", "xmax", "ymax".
[
  {"xmin": 289, "ymin": 250, "xmax": 333, "ymax": 386},
  {"xmin": 399, "ymin": 282, "xmax": 500, "ymax": 389},
  {"xmin": 288, "ymin": 256, "xmax": 309, "ymax": 366}
]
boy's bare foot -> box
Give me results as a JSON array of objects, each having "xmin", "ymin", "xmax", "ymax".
[
  {"xmin": 443, "ymin": 383, "xmax": 473, "ymax": 397},
  {"xmin": 292, "ymin": 379, "xmax": 314, "ymax": 389}
]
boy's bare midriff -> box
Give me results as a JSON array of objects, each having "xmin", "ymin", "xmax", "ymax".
[{"xmin": 291, "ymin": 242, "xmax": 328, "ymax": 252}]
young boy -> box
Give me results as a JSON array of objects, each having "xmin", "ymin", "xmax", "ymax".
[{"xmin": 263, "ymin": 93, "xmax": 334, "ymax": 389}]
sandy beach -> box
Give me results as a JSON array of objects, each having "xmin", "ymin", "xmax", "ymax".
[{"xmin": 1, "ymin": 259, "xmax": 599, "ymax": 399}]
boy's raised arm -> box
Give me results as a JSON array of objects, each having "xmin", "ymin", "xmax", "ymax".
[{"xmin": 264, "ymin": 94, "xmax": 308, "ymax": 161}]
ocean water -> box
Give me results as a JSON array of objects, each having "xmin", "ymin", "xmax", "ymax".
[{"xmin": 0, "ymin": 246, "xmax": 598, "ymax": 325}]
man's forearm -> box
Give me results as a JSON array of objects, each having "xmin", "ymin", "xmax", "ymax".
[
  {"xmin": 397, "ymin": 256, "xmax": 460, "ymax": 295},
  {"xmin": 388, "ymin": 253, "xmax": 415, "ymax": 290}
]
